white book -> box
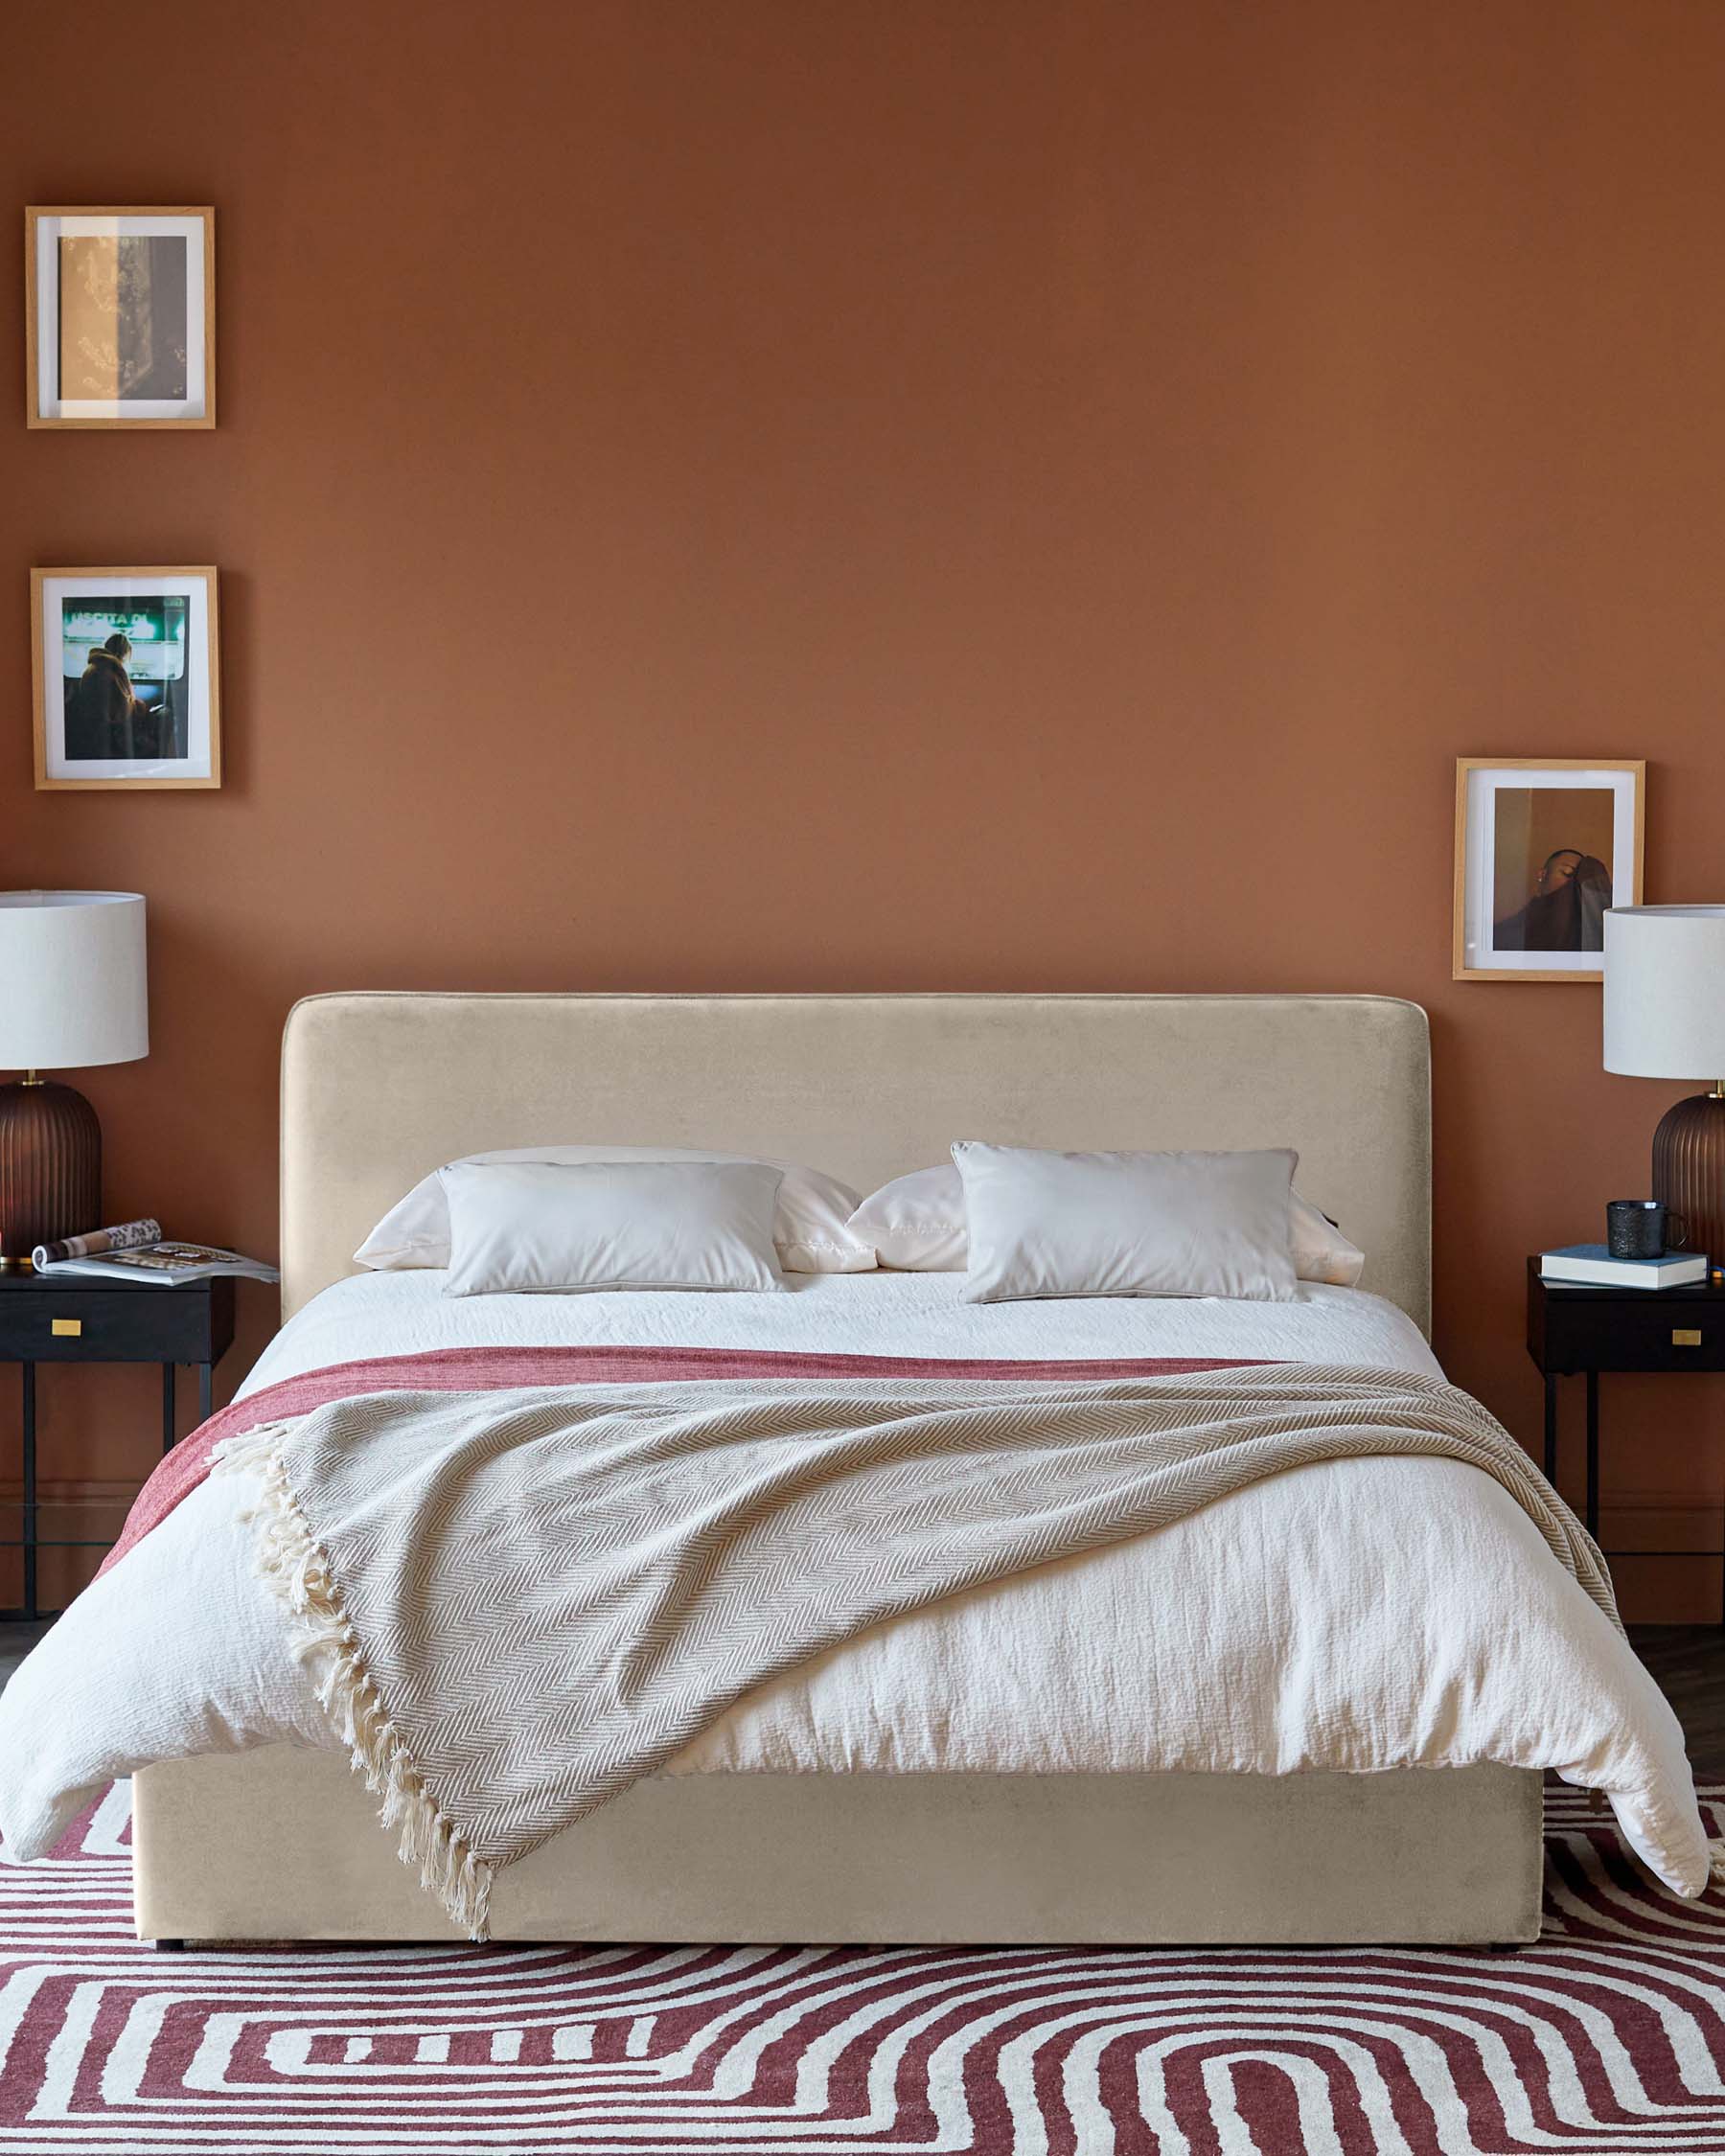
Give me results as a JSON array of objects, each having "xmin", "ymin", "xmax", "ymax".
[{"xmin": 1540, "ymin": 1243, "xmax": 1709, "ymax": 1291}]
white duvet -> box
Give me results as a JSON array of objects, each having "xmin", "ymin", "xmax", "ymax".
[{"xmin": 0, "ymin": 1271, "xmax": 1709, "ymax": 1894}]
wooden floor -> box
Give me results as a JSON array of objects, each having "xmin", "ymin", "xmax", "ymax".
[
  {"xmin": 0, "ymin": 1621, "xmax": 51, "ymax": 1693},
  {"xmin": 3, "ymin": 1619, "xmax": 1723, "ymax": 1769},
  {"xmin": 1630, "ymin": 1626, "xmax": 1725, "ymax": 1777}
]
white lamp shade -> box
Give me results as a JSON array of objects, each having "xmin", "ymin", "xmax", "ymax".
[
  {"xmin": 1603, "ymin": 906, "xmax": 1725, "ymax": 1081},
  {"xmin": 0, "ymin": 891, "xmax": 149, "ymax": 1071}
]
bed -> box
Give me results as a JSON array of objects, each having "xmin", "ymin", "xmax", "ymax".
[{"xmin": 2, "ymin": 992, "xmax": 1706, "ymax": 1945}]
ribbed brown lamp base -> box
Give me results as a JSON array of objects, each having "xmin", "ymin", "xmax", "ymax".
[
  {"xmin": 1652, "ymin": 1091, "xmax": 1725, "ymax": 1272},
  {"xmin": 0, "ymin": 1080, "xmax": 102, "ymax": 1269}
]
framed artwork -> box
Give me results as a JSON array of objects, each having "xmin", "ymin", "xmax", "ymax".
[
  {"xmin": 32, "ymin": 568, "xmax": 221, "ymax": 791},
  {"xmin": 26, "ymin": 207, "xmax": 215, "ymax": 428},
  {"xmin": 1453, "ymin": 758, "xmax": 1644, "ymax": 982}
]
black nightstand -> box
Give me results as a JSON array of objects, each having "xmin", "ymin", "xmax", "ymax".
[
  {"xmin": 1527, "ymin": 1255, "xmax": 1725, "ymax": 1615},
  {"xmin": 0, "ymin": 1273, "xmax": 236, "ymax": 1621}
]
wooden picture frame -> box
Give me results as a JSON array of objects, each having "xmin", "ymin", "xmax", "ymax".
[
  {"xmin": 1453, "ymin": 758, "xmax": 1644, "ymax": 982},
  {"xmin": 26, "ymin": 207, "xmax": 215, "ymax": 428},
  {"xmin": 33, "ymin": 568, "xmax": 221, "ymax": 791}
]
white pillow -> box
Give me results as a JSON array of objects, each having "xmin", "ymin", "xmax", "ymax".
[
  {"xmin": 356, "ymin": 1144, "xmax": 875, "ymax": 1275},
  {"xmin": 442, "ymin": 1159, "xmax": 785, "ymax": 1297},
  {"xmin": 1290, "ymin": 1194, "xmax": 1366, "ymax": 1287},
  {"xmin": 952, "ymin": 1141, "xmax": 1300, "ymax": 1304},
  {"xmin": 846, "ymin": 1164, "xmax": 969, "ymax": 1271},
  {"xmin": 848, "ymin": 1161, "xmax": 1364, "ymax": 1286}
]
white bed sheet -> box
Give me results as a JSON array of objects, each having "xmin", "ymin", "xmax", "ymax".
[
  {"xmin": 242, "ymin": 1267, "xmax": 1446, "ymax": 1388},
  {"xmin": 0, "ymin": 1272, "xmax": 1707, "ymax": 1895}
]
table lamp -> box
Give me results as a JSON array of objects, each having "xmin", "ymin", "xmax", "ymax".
[
  {"xmin": 1602, "ymin": 904, "xmax": 1725, "ymax": 1267},
  {"xmin": 0, "ymin": 891, "xmax": 149, "ymax": 1270}
]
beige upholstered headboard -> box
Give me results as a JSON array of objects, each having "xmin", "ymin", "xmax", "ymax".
[{"xmin": 279, "ymin": 993, "xmax": 1432, "ymax": 1332}]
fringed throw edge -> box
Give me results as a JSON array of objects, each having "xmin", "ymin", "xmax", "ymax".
[{"xmin": 212, "ymin": 1422, "xmax": 495, "ymax": 1940}]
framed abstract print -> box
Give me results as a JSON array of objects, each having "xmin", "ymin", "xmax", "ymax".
[
  {"xmin": 33, "ymin": 568, "xmax": 221, "ymax": 791},
  {"xmin": 26, "ymin": 207, "xmax": 215, "ymax": 428},
  {"xmin": 1453, "ymin": 758, "xmax": 1644, "ymax": 982}
]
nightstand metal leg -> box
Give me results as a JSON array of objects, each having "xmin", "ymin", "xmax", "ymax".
[
  {"xmin": 198, "ymin": 1364, "xmax": 213, "ymax": 1425},
  {"xmin": 1585, "ymin": 1372, "xmax": 1600, "ymax": 1539},
  {"xmin": 1543, "ymin": 1375, "xmax": 1558, "ymax": 1484},
  {"xmin": 161, "ymin": 1364, "xmax": 175, "ymax": 1456},
  {"xmin": 20, "ymin": 1362, "xmax": 35, "ymax": 1626}
]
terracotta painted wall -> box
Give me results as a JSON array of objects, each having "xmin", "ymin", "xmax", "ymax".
[{"xmin": 6, "ymin": 0, "xmax": 1724, "ymax": 1614}]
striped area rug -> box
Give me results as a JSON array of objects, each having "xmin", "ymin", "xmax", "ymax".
[{"xmin": 3, "ymin": 1785, "xmax": 1723, "ymax": 2153}]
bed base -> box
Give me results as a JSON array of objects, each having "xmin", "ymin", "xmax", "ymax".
[{"xmin": 133, "ymin": 1749, "xmax": 1543, "ymax": 1946}]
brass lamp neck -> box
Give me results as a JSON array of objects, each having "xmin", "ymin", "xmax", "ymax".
[{"xmin": 19, "ymin": 1071, "xmax": 42, "ymax": 1088}]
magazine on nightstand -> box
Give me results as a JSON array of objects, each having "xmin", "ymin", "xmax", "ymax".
[{"xmin": 29, "ymin": 1219, "xmax": 278, "ymax": 1286}]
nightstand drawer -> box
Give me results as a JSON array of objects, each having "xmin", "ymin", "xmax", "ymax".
[
  {"xmin": 0, "ymin": 1287, "xmax": 225, "ymax": 1364},
  {"xmin": 1537, "ymin": 1294, "xmax": 1725, "ymax": 1372}
]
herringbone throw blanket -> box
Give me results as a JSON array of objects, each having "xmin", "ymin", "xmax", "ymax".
[{"xmin": 214, "ymin": 1364, "xmax": 1614, "ymax": 1937}]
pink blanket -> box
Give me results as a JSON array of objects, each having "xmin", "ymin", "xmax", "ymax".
[{"xmin": 101, "ymin": 1344, "xmax": 1263, "ymax": 1579}]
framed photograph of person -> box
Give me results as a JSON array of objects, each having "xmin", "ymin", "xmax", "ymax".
[
  {"xmin": 26, "ymin": 207, "xmax": 215, "ymax": 428},
  {"xmin": 1453, "ymin": 758, "xmax": 1644, "ymax": 982},
  {"xmin": 32, "ymin": 569, "xmax": 221, "ymax": 791}
]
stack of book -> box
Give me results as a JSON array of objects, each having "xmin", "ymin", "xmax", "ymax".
[{"xmin": 1540, "ymin": 1244, "xmax": 1710, "ymax": 1291}]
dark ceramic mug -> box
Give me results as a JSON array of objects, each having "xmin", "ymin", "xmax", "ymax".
[{"xmin": 1606, "ymin": 1199, "xmax": 1688, "ymax": 1260}]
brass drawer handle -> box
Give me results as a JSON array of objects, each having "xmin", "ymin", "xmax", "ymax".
[
  {"xmin": 1673, "ymin": 1328, "xmax": 1703, "ymax": 1347},
  {"xmin": 50, "ymin": 1318, "xmax": 82, "ymax": 1338}
]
